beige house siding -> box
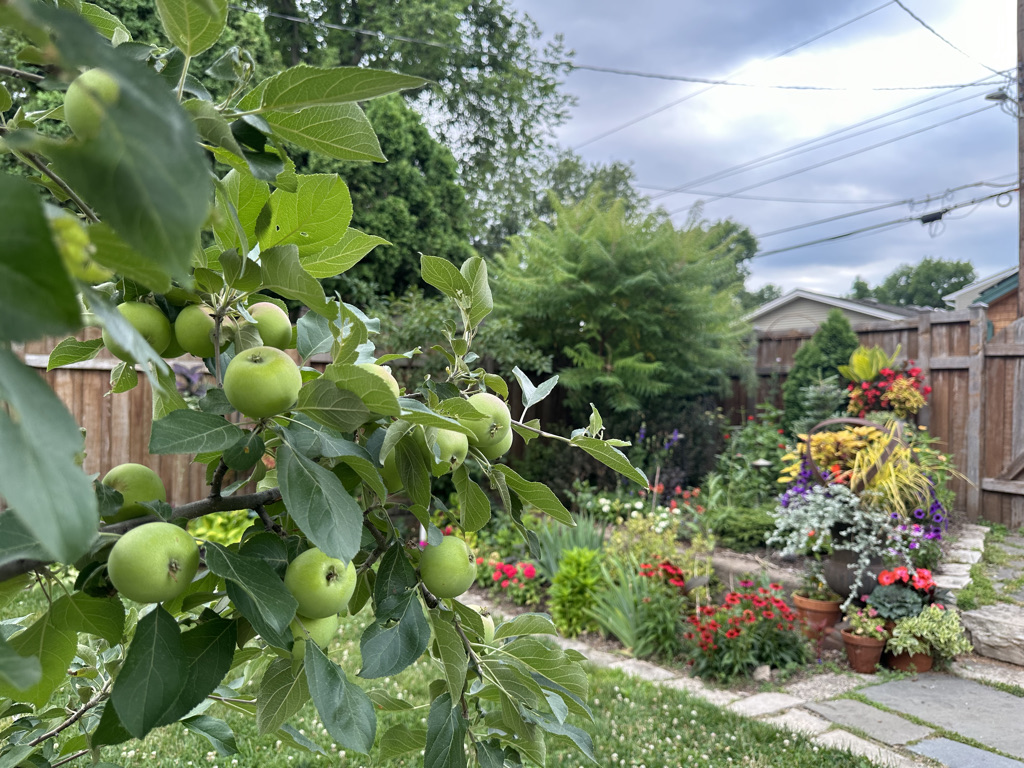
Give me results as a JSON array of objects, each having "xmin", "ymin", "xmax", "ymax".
[{"xmin": 751, "ymin": 298, "xmax": 890, "ymax": 331}]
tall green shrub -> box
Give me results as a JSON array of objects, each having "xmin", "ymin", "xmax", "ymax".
[
  {"xmin": 550, "ymin": 548, "xmax": 604, "ymax": 637},
  {"xmin": 782, "ymin": 309, "xmax": 859, "ymax": 430}
]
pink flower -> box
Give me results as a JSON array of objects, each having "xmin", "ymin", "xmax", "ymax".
[
  {"xmin": 522, "ymin": 563, "xmax": 536, "ymax": 580},
  {"xmin": 500, "ymin": 579, "xmax": 509, "ymax": 588}
]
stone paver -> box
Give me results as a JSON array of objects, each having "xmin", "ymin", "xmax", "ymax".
[
  {"xmin": 910, "ymin": 737, "xmax": 1024, "ymax": 767},
  {"xmin": 660, "ymin": 676, "xmax": 707, "ymax": 694},
  {"xmin": 956, "ymin": 537, "xmax": 986, "ymax": 551},
  {"xmin": 607, "ymin": 658, "xmax": 678, "ymax": 681},
  {"xmin": 945, "ymin": 549, "xmax": 982, "ymax": 564},
  {"xmin": 952, "ymin": 657, "xmax": 1024, "ymax": 688},
  {"xmin": 961, "ymin": 604, "xmax": 1024, "ymax": 666},
  {"xmin": 1000, "ymin": 534, "xmax": 1024, "ymax": 549},
  {"xmin": 861, "ymin": 673, "xmax": 1024, "ymax": 759},
  {"xmin": 813, "ymin": 729, "xmax": 920, "ymax": 767},
  {"xmin": 688, "ymin": 686, "xmax": 746, "ymax": 707},
  {"xmin": 959, "ymin": 524, "xmax": 991, "ymax": 537},
  {"xmin": 934, "ymin": 574, "xmax": 972, "ymax": 590},
  {"xmin": 728, "ymin": 692, "xmax": 803, "ymax": 717},
  {"xmin": 806, "ymin": 699, "xmax": 932, "ymax": 745},
  {"xmin": 936, "ymin": 562, "xmax": 973, "ymax": 577},
  {"xmin": 762, "ymin": 708, "xmax": 832, "ymax": 736},
  {"xmin": 783, "ymin": 672, "xmax": 871, "ymax": 701}
]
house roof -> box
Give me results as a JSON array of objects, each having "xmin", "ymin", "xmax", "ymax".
[
  {"xmin": 744, "ymin": 288, "xmax": 920, "ymax": 324},
  {"xmin": 976, "ymin": 272, "xmax": 1018, "ymax": 305},
  {"xmin": 943, "ymin": 265, "xmax": 1017, "ymax": 308}
]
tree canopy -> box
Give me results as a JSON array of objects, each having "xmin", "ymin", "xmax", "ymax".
[
  {"xmin": 782, "ymin": 309, "xmax": 860, "ymax": 430},
  {"xmin": 850, "ymin": 257, "xmax": 976, "ymax": 308}
]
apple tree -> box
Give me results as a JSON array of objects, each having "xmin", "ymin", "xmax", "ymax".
[{"xmin": 0, "ymin": 1, "xmax": 648, "ymax": 766}]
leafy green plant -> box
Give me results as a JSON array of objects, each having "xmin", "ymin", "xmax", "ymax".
[
  {"xmin": 534, "ymin": 511, "xmax": 607, "ymax": 581},
  {"xmin": 635, "ymin": 582, "xmax": 686, "ymax": 661},
  {"xmin": 586, "ymin": 557, "xmax": 646, "ymax": 653},
  {"xmin": 782, "ymin": 309, "xmax": 860, "ymax": 429},
  {"xmin": 844, "ymin": 607, "xmax": 887, "ymax": 641},
  {"xmin": 549, "ymin": 547, "xmax": 604, "ymax": 637},
  {"xmin": 838, "ymin": 344, "xmax": 901, "ymax": 384},
  {"xmin": 702, "ymin": 503, "xmax": 775, "ymax": 551},
  {"xmin": 607, "ymin": 511, "xmax": 680, "ymax": 565},
  {"xmin": 712, "ymin": 404, "xmax": 789, "ymax": 508},
  {"xmin": 887, "ymin": 605, "xmax": 973, "ymax": 661},
  {"xmin": 0, "ymin": 5, "xmax": 651, "ymax": 766}
]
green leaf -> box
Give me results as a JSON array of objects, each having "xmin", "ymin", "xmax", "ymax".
[
  {"xmin": 429, "ymin": 610, "xmax": 467, "ymax": 705},
  {"xmin": 259, "ymin": 244, "xmax": 330, "ymax": 316},
  {"xmin": 359, "ymin": 591, "xmax": 429, "ymax": 679},
  {"xmin": 296, "ymin": 312, "xmax": 335, "ymax": 360},
  {"xmin": 327, "ymin": 443, "xmax": 387, "ymax": 504},
  {"xmin": 33, "ymin": 6, "xmax": 210, "ymax": 284},
  {"xmin": 0, "ymin": 84, "xmax": 10, "ymax": 113},
  {"xmin": 0, "ymin": 349, "xmax": 98, "ymax": 563},
  {"xmin": 396, "ymin": 438, "xmax": 430, "ymax": 510},
  {"xmin": 151, "ymin": 365, "xmax": 190, "ymax": 421},
  {"xmin": 0, "ymin": 176, "xmax": 80, "ymax": 342},
  {"xmin": 257, "ymin": 658, "xmax": 309, "ymax": 736},
  {"xmin": 398, "ymin": 398, "xmax": 473, "ymax": 435},
  {"xmin": 501, "ymin": 637, "xmax": 588, "ymax": 702},
  {"xmin": 0, "ymin": 513, "xmax": 49, "ymax": 568},
  {"xmin": 367, "ymin": 689, "xmax": 414, "ymax": 711},
  {"xmin": 88, "ymin": 223, "xmax": 172, "ymax": 293},
  {"xmin": 263, "ymin": 102, "xmax": 386, "ymax": 163},
  {"xmin": 213, "ymin": 168, "xmax": 269, "ymax": 255},
  {"xmin": 259, "ymin": 174, "xmax": 352, "ymax": 257},
  {"xmin": 324, "ymin": 362, "xmax": 400, "ymax": 416},
  {"xmin": 372, "ymin": 543, "xmax": 417, "ymax": 617},
  {"xmin": 0, "ymin": 745, "xmax": 38, "ymax": 768},
  {"xmin": 511, "ymin": 366, "xmax": 559, "ymax": 414},
  {"xmin": 277, "ymin": 723, "xmax": 326, "ymax": 754},
  {"xmin": 452, "ymin": 466, "xmax": 490, "ymax": 533},
  {"xmin": 48, "ymin": 593, "xmax": 124, "ymax": 645},
  {"xmin": 492, "ymin": 465, "xmax": 574, "ymax": 526},
  {"xmin": 204, "ymin": 543, "xmax": 297, "ymax": 649},
  {"xmin": 47, "ymin": 337, "xmax": 103, "ymax": 370},
  {"xmin": 493, "ymin": 614, "xmax": 558, "ymax": 642},
  {"xmin": 301, "ymin": 228, "xmax": 389, "ymax": 279},
  {"xmin": 258, "ymin": 65, "xmax": 425, "ymax": 112},
  {"xmin": 511, "ymin": 418, "xmax": 541, "ymax": 445},
  {"xmin": 185, "ymin": 98, "xmax": 243, "ymax": 156},
  {"xmin": 181, "ymin": 715, "xmax": 238, "ymax": 756},
  {"xmin": 421, "ymin": 254, "xmax": 471, "ymax": 303},
  {"xmin": 111, "ymin": 608, "xmax": 235, "ymax": 738},
  {"xmin": 0, "ymin": 611, "xmax": 76, "ymax": 707},
  {"xmin": 149, "ymin": 409, "xmax": 245, "ymax": 454},
  {"xmin": 425, "ymin": 693, "xmax": 467, "ymax": 768},
  {"xmin": 80, "ymin": 2, "xmax": 132, "ymax": 41},
  {"xmin": 378, "ymin": 724, "xmax": 426, "ymax": 760},
  {"xmin": 155, "ymin": 0, "xmax": 227, "ymax": 56},
  {"xmin": 276, "ymin": 446, "xmax": 362, "ymax": 564},
  {"xmin": 570, "ymin": 436, "xmax": 648, "ymax": 488},
  {"xmin": 222, "ymin": 430, "xmax": 264, "ymax": 471},
  {"xmin": 525, "ymin": 712, "xmax": 596, "ymax": 763},
  {"xmin": 483, "ymin": 374, "xmax": 509, "ymax": 400},
  {"xmin": 461, "ymin": 256, "xmax": 493, "ymax": 328},
  {"xmin": 0, "ymin": 634, "xmax": 42, "ymax": 692},
  {"xmin": 109, "ymin": 360, "xmax": 138, "ymax": 394},
  {"xmin": 295, "ymin": 378, "xmax": 369, "ymax": 432},
  {"xmin": 304, "ymin": 641, "xmax": 376, "ymax": 755}
]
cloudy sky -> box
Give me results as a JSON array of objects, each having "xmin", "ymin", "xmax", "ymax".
[{"xmin": 510, "ymin": 0, "xmax": 1017, "ymax": 298}]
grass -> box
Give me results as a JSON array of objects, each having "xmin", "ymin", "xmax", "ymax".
[{"xmin": 1, "ymin": 583, "xmax": 889, "ymax": 768}]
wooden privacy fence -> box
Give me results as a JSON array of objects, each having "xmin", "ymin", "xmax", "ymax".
[{"xmin": 726, "ymin": 308, "xmax": 1024, "ymax": 528}]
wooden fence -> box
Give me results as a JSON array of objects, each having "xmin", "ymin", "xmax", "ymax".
[{"xmin": 724, "ymin": 308, "xmax": 1024, "ymax": 527}]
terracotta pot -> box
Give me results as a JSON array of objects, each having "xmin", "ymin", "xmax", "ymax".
[
  {"xmin": 823, "ymin": 549, "xmax": 886, "ymax": 603},
  {"xmin": 841, "ymin": 630, "xmax": 885, "ymax": 674},
  {"xmin": 792, "ymin": 593, "xmax": 842, "ymax": 640},
  {"xmin": 885, "ymin": 650, "xmax": 933, "ymax": 673}
]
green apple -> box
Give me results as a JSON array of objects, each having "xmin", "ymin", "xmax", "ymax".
[
  {"xmin": 289, "ymin": 613, "xmax": 340, "ymax": 661},
  {"xmin": 101, "ymin": 302, "xmax": 172, "ymax": 362},
  {"xmin": 357, "ymin": 362, "xmax": 400, "ymax": 398},
  {"xmin": 479, "ymin": 429, "xmax": 513, "ymax": 461},
  {"xmin": 247, "ymin": 302, "xmax": 292, "ymax": 350},
  {"xmin": 283, "ymin": 548, "xmax": 357, "ymax": 619},
  {"xmin": 174, "ymin": 304, "xmax": 232, "ymax": 358},
  {"xmin": 223, "ymin": 345, "xmax": 302, "ymax": 419},
  {"xmin": 101, "ymin": 462, "xmax": 167, "ymax": 523},
  {"xmin": 420, "ymin": 536, "xmax": 477, "ymax": 599},
  {"xmin": 467, "ymin": 604, "xmax": 495, "ymax": 644},
  {"xmin": 381, "ymin": 428, "xmax": 431, "ymax": 492},
  {"xmin": 432, "ymin": 428, "xmax": 469, "ymax": 475},
  {"xmin": 463, "ymin": 392, "xmax": 511, "ymax": 448},
  {"xmin": 107, "ymin": 522, "xmax": 199, "ymax": 603},
  {"xmin": 51, "ymin": 215, "xmax": 113, "ymax": 284},
  {"xmin": 64, "ymin": 68, "xmax": 119, "ymax": 140},
  {"xmin": 161, "ymin": 332, "xmax": 186, "ymax": 359}
]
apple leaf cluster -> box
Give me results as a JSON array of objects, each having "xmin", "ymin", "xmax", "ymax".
[{"xmin": 0, "ymin": 2, "xmax": 648, "ymax": 766}]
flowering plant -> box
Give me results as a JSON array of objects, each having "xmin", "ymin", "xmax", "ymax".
[
  {"xmin": 847, "ymin": 362, "xmax": 931, "ymax": 419},
  {"xmin": 482, "ymin": 557, "xmax": 544, "ymax": 607},
  {"xmin": 844, "ymin": 606, "xmax": 887, "ymax": 641},
  {"xmin": 887, "ymin": 604, "xmax": 972, "ymax": 661},
  {"xmin": 682, "ymin": 583, "xmax": 807, "ymax": 681},
  {"xmin": 866, "ymin": 566, "xmax": 947, "ymax": 621}
]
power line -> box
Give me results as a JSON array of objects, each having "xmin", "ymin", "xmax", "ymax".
[
  {"xmin": 648, "ymin": 74, "xmax": 1007, "ymax": 202},
  {"xmin": 635, "ymin": 185, "xmax": 906, "ymax": 205},
  {"xmin": 754, "ymin": 187, "xmax": 1017, "ymax": 257},
  {"xmin": 892, "ymin": 0, "xmax": 1003, "ymax": 75},
  {"xmin": 574, "ymin": 1, "xmax": 896, "ymax": 150},
  {"xmin": 667, "ymin": 102, "xmax": 1001, "ymax": 216}
]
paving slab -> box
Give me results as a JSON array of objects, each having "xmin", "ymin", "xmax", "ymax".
[
  {"xmin": 934, "ymin": 574, "xmax": 972, "ymax": 590},
  {"xmin": 783, "ymin": 672, "xmax": 872, "ymax": 701},
  {"xmin": 688, "ymin": 685, "xmax": 746, "ymax": 707},
  {"xmin": 607, "ymin": 657, "xmax": 678, "ymax": 681},
  {"xmin": 762, "ymin": 708, "xmax": 832, "ymax": 736},
  {"xmin": 936, "ymin": 562, "xmax": 973, "ymax": 577},
  {"xmin": 945, "ymin": 549, "xmax": 982, "ymax": 564},
  {"xmin": 728, "ymin": 692, "xmax": 803, "ymax": 717},
  {"xmin": 952, "ymin": 657, "xmax": 1024, "ymax": 688},
  {"xmin": 910, "ymin": 737, "xmax": 1024, "ymax": 767},
  {"xmin": 959, "ymin": 524, "xmax": 991, "ymax": 537},
  {"xmin": 861, "ymin": 673, "xmax": 1024, "ymax": 759},
  {"xmin": 956, "ymin": 538, "xmax": 986, "ymax": 551},
  {"xmin": 961, "ymin": 604, "xmax": 1024, "ymax": 666},
  {"xmin": 660, "ymin": 676, "xmax": 707, "ymax": 694},
  {"xmin": 806, "ymin": 699, "xmax": 932, "ymax": 745},
  {"xmin": 813, "ymin": 729, "xmax": 920, "ymax": 767},
  {"xmin": 1001, "ymin": 535, "xmax": 1024, "ymax": 550}
]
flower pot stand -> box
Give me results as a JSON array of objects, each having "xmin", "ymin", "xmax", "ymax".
[{"xmin": 841, "ymin": 630, "xmax": 885, "ymax": 673}]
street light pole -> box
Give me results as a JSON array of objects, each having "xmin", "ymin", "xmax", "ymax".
[{"xmin": 1018, "ymin": 0, "xmax": 1024, "ymax": 317}]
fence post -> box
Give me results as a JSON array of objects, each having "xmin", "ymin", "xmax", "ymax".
[
  {"xmin": 965, "ymin": 307, "xmax": 985, "ymax": 520},
  {"xmin": 917, "ymin": 311, "xmax": 932, "ymax": 430}
]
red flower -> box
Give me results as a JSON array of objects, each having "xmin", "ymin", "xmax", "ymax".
[
  {"xmin": 726, "ymin": 628, "xmax": 741, "ymax": 639},
  {"xmin": 878, "ymin": 570, "xmax": 896, "ymax": 586},
  {"xmin": 476, "ymin": 557, "xmax": 484, "ymax": 565},
  {"xmin": 893, "ymin": 566, "xmax": 910, "ymax": 583},
  {"xmin": 492, "ymin": 571, "xmax": 502, "ymax": 581},
  {"xmin": 769, "ymin": 583, "xmax": 782, "ymax": 591},
  {"xmin": 669, "ymin": 577, "xmax": 686, "ymax": 587},
  {"xmin": 443, "ymin": 525, "xmax": 453, "ymax": 535},
  {"xmin": 674, "ymin": 485, "xmax": 683, "ymax": 495},
  {"xmin": 522, "ymin": 563, "xmax": 536, "ymax": 580},
  {"xmin": 725, "ymin": 593, "xmax": 741, "ymax": 605},
  {"xmin": 762, "ymin": 610, "xmax": 775, "ymax": 619},
  {"xmin": 500, "ymin": 579, "xmax": 509, "ymax": 588},
  {"xmin": 778, "ymin": 429, "xmax": 785, "ymax": 434},
  {"xmin": 723, "ymin": 434, "xmax": 730, "ymax": 440},
  {"xmin": 807, "ymin": 529, "xmax": 816, "ymax": 538}
]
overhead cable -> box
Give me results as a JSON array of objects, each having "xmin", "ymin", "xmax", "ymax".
[{"xmin": 892, "ymin": 0, "xmax": 1004, "ymax": 75}]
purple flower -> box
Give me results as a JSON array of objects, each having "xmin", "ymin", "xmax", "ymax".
[{"xmin": 914, "ymin": 509, "xmax": 926, "ymax": 519}]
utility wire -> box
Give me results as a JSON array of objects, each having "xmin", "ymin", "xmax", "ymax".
[
  {"xmin": 635, "ymin": 185, "xmax": 906, "ymax": 205},
  {"xmin": 648, "ymin": 73, "xmax": 1006, "ymax": 202},
  {"xmin": 754, "ymin": 187, "xmax": 1017, "ymax": 257},
  {"xmin": 574, "ymin": 1, "xmax": 896, "ymax": 149},
  {"xmin": 666, "ymin": 102, "xmax": 1000, "ymax": 216},
  {"xmin": 892, "ymin": 0, "xmax": 1003, "ymax": 76}
]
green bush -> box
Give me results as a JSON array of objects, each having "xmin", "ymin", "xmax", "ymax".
[
  {"xmin": 709, "ymin": 404, "xmax": 789, "ymax": 509},
  {"xmin": 702, "ymin": 503, "xmax": 776, "ymax": 552},
  {"xmin": 586, "ymin": 557, "xmax": 646, "ymax": 653},
  {"xmin": 782, "ymin": 310, "xmax": 859, "ymax": 431},
  {"xmin": 635, "ymin": 582, "xmax": 686, "ymax": 661},
  {"xmin": 607, "ymin": 512, "xmax": 680, "ymax": 565},
  {"xmin": 549, "ymin": 548, "xmax": 604, "ymax": 637},
  {"xmin": 534, "ymin": 512, "xmax": 607, "ymax": 581}
]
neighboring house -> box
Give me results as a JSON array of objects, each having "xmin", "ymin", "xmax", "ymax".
[
  {"xmin": 745, "ymin": 288, "xmax": 921, "ymax": 332},
  {"xmin": 943, "ymin": 266, "xmax": 1019, "ymax": 336}
]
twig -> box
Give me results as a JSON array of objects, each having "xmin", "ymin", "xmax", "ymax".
[
  {"xmin": 510, "ymin": 418, "xmax": 572, "ymax": 444},
  {"xmin": 254, "ymin": 503, "xmax": 286, "ymax": 538},
  {"xmin": 51, "ymin": 750, "xmax": 90, "ymax": 768},
  {"xmin": 209, "ymin": 458, "xmax": 229, "ymax": 499},
  {"xmin": 19, "ymin": 151, "xmax": 100, "ymax": 222},
  {"xmin": 357, "ymin": 520, "xmax": 388, "ymax": 575},
  {"xmin": 0, "ymin": 65, "xmax": 45, "ymax": 83},
  {"xmin": 29, "ymin": 679, "xmax": 111, "ymax": 746}
]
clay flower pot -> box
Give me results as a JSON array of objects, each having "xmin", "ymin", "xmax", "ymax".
[
  {"xmin": 841, "ymin": 630, "xmax": 885, "ymax": 674},
  {"xmin": 792, "ymin": 593, "xmax": 842, "ymax": 640},
  {"xmin": 885, "ymin": 650, "xmax": 933, "ymax": 673}
]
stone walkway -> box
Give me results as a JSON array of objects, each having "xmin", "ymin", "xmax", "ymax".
[{"xmin": 955, "ymin": 527, "xmax": 1024, "ymax": 667}]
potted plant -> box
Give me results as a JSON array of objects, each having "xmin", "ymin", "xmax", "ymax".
[
  {"xmin": 886, "ymin": 604, "xmax": 972, "ymax": 673},
  {"xmin": 841, "ymin": 606, "xmax": 887, "ymax": 673},
  {"xmin": 866, "ymin": 567, "xmax": 948, "ymax": 625},
  {"xmin": 791, "ymin": 559, "xmax": 842, "ymax": 640}
]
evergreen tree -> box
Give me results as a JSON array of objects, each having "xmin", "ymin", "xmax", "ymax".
[{"xmin": 782, "ymin": 309, "xmax": 859, "ymax": 430}]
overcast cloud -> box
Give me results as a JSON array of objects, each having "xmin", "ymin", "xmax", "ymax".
[{"xmin": 511, "ymin": 0, "xmax": 1016, "ymax": 298}]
